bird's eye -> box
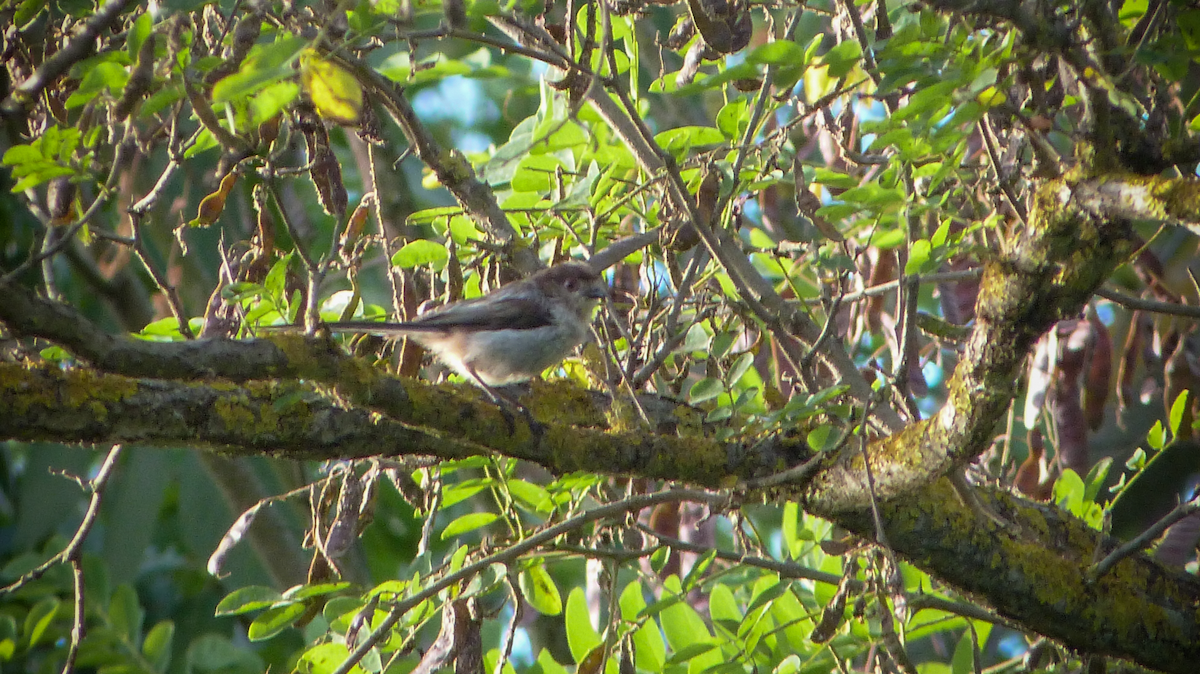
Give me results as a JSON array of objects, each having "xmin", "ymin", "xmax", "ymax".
[{"xmin": 564, "ymin": 278, "xmax": 579, "ymax": 291}]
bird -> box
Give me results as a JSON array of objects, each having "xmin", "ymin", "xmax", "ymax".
[{"xmin": 314, "ymin": 261, "xmax": 608, "ymax": 399}]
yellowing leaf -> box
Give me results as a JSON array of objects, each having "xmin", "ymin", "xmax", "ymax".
[{"xmin": 300, "ymin": 50, "xmax": 363, "ymax": 125}]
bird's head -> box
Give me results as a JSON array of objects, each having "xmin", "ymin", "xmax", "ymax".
[{"xmin": 533, "ymin": 261, "xmax": 608, "ymax": 316}]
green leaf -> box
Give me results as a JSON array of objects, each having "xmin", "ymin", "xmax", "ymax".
[
  {"xmin": 744, "ymin": 579, "xmax": 788, "ymax": 616},
  {"xmin": 653, "ymin": 126, "xmax": 725, "ymax": 153},
  {"xmin": 215, "ymin": 586, "xmax": 283, "ymax": 616},
  {"xmin": 14, "ymin": 0, "xmax": 45, "ymax": 28},
  {"xmin": 109, "ymin": 583, "xmax": 144, "ymax": 646},
  {"xmin": 620, "ymin": 583, "xmax": 665, "ymax": 672},
  {"xmin": 440, "ymin": 512, "xmax": 498, "ymax": 539},
  {"xmin": 141, "ymin": 83, "xmax": 184, "ymax": 117},
  {"xmin": 664, "ymin": 642, "xmax": 719, "ymax": 666},
  {"xmin": 1170, "ymin": 390, "xmax": 1189, "ymax": 437},
  {"xmin": 1053, "ymin": 469, "xmax": 1085, "ymax": 518},
  {"xmin": 746, "ymin": 39, "xmax": 809, "ymax": 65},
  {"xmin": 659, "ymin": 578, "xmax": 718, "ymax": 672},
  {"xmin": 520, "ymin": 564, "xmax": 563, "ymax": 616},
  {"xmin": 212, "ymin": 35, "xmax": 307, "ymax": 104},
  {"xmin": 531, "ymin": 122, "xmax": 588, "ymax": 155},
  {"xmin": 187, "ymin": 633, "xmax": 265, "ymax": 673},
  {"xmin": 807, "ymin": 425, "xmax": 834, "ymax": 451},
  {"xmin": 449, "ymin": 544, "xmax": 469, "ymax": 574},
  {"xmin": 716, "ymin": 99, "xmax": 748, "ymax": 140},
  {"xmin": 299, "ymin": 642, "xmax": 365, "ymax": 674},
  {"xmin": 726, "ymin": 352, "xmax": 755, "ymax": 387},
  {"xmin": 66, "ymin": 61, "xmax": 129, "ymax": 108},
  {"xmin": 689, "ymin": 377, "xmax": 724, "ymax": 404},
  {"xmin": 781, "ymin": 502, "xmax": 802, "ymax": 559},
  {"xmin": 508, "ymin": 479, "xmax": 554, "ymax": 513},
  {"xmin": 905, "ymin": 239, "xmax": 932, "ymax": 275},
  {"xmin": 682, "ymin": 323, "xmax": 711, "ymax": 352},
  {"xmin": 511, "ymin": 154, "xmax": 564, "ymax": 193},
  {"xmin": 250, "ymin": 81, "xmax": 300, "ymax": 126},
  {"xmin": 247, "ymin": 602, "xmax": 305, "ymax": 641},
  {"xmin": 767, "ymin": 587, "xmax": 812, "ymax": 649},
  {"xmin": 950, "ymin": 629, "xmax": 975, "ymax": 674},
  {"xmin": 143, "ymin": 620, "xmax": 175, "ymax": 672},
  {"xmin": 367, "ymin": 580, "xmax": 409, "ymax": 599},
  {"xmin": 24, "ymin": 597, "xmax": 59, "ymax": 648},
  {"xmin": 127, "ymin": 12, "xmax": 152, "ymax": 60},
  {"xmin": 3, "ymin": 126, "xmax": 84, "ymax": 192},
  {"xmin": 1147, "ymin": 420, "xmax": 1166, "ymax": 451},
  {"xmin": 1084, "ymin": 457, "xmax": 1113, "ymax": 504},
  {"xmin": 391, "ymin": 239, "xmax": 450, "ymax": 270},
  {"xmin": 536, "ymin": 649, "xmax": 570, "ymax": 674},
  {"xmin": 264, "ymin": 253, "xmax": 293, "ymax": 302},
  {"xmin": 440, "ymin": 478, "xmax": 492, "ymax": 509},
  {"xmin": 619, "ymin": 581, "xmax": 647, "ymax": 620},
  {"xmin": 565, "ymin": 587, "xmax": 601, "ymax": 662},
  {"xmin": 707, "ymin": 583, "xmax": 742, "ymax": 629},
  {"xmin": 681, "ymin": 549, "xmax": 717, "ymax": 592},
  {"xmin": 821, "ymin": 40, "xmax": 862, "ymax": 78},
  {"xmin": 812, "ymin": 168, "xmax": 859, "ymax": 189},
  {"xmin": 282, "ymin": 582, "xmax": 352, "ymax": 600}
]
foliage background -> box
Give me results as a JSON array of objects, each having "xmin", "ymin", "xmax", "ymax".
[{"xmin": 4, "ymin": 0, "xmax": 1200, "ymax": 673}]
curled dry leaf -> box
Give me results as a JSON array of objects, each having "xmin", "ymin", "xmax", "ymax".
[
  {"xmin": 1014, "ymin": 427, "xmax": 1052, "ymax": 501},
  {"xmin": 46, "ymin": 176, "xmax": 76, "ymax": 225},
  {"xmin": 937, "ymin": 256, "xmax": 979, "ymax": 325},
  {"xmin": 864, "ymin": 247, "xmax": 895, "ymax": 333},
  {"xmin": 1155, "ymin": 511, "xmax": 1200, "ymax": 568},
  {"xmin": 296, "ymin": 101, "xmax": 349, "ymax": 218},
  {"xmin": 1024, "ymin": 328, "xmax": 1058, "ymax": 428},
  {"xmin": 320, "ymin": 466, "xmax": 365, "ymax": 559},
  {"xmin": 340, "ymin": 193, "xmax": 374, "ymax": 260},
  {"xmin": 207, "ymin": 502, "xmax": 263, "ymax": 577},
  {"xmin": 1117, "ymin": 311, "xmax": 1151, "ymax": 422},
  {"xmin": 810, "ymin": 573, "xmax": 852, "ymax": 644},
  {"xmin": 1082, "ymin": 312, "xmax": 1112, "ymax": 430},
  {"xmin": 675, "ymin": 40, "xmax": 706, "ymax": 88},
  {"xmin": 664, "ymin": 16, "xmax": 695, "ymax": 51},
  {"xmin": 1053, "ymin": 320, "xmax": 1091, "ymax": 477},
  {"xmin": 410, "ymin": 599, "xmax": 481, "ymax": 674},
  {"xmin": 194, "ymin": 171, "xmax": 238, "ymax": 227}
]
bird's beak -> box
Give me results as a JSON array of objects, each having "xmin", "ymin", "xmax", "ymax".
[{"xmin": 585, "ymin": 280, "xmax": 608, "ymax": 300}]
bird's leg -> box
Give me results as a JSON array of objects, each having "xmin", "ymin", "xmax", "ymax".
[
  {"xmin": 467, "ymin": 368, "xmax": 543, "ymax": 437},
  {"xmin": 949, "ymin": 471, "xmax": 1014, "ymax": 530}
]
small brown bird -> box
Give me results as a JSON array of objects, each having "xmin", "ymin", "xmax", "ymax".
[{"xmin": 320, "ymin": 261, "xmax": 607, "ymax": 397}]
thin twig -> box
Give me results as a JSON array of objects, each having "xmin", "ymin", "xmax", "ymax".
[
  {"xmin": 631, "ymin": 522, "xmax": 845, "ymax": 587},
  {"xmin": 1095, "ymin": 285, "xmax": 1200, "ymax": 319},
  {"xmin": 1089, "ymin": 495, "xmax": 1200, "ymax": 580},
  {"xmin": 0, "ymin": 445, "xmax": 124, "ymax": 596}
]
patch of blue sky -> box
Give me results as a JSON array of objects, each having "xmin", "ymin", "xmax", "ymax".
[{"xmin": 411, "ymin": 75, "xmax": 499, "ymax": 131}]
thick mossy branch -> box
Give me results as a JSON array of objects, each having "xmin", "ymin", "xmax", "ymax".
[
  {"xmin": 0, "ymin": 363, "xmax": 473, "ymax": 460},
  {"xmin": 841, "ymin": 480, "xmax": 1200, "ymax": 674},
  {"xmin": 0, "ymin": 361, "xmax": 787, "ymax": 484},
  {"xmin": 0, "ymin": 283, "xmax": 800, "ymax": 483}
]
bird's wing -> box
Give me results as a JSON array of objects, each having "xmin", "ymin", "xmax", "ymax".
[
  {"xmin": 412, "ymin": 294, "xmax": 555, "ymax": 331},
  {"xmin": 322, "ymin": 295, "xmax": 554, "ymax": 334}
]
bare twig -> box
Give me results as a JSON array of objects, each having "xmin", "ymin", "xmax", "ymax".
[
  {"xmin": 1096, "ymin": 286, "xmax": 1200, "ymax": 319},
  {"xmin": 0, "ymin": 445, "xmax": 124, "ymax": 596},
  {"xmin": 1090, "ymin": 495, "xmax": 1200, "ymax": 580}
]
